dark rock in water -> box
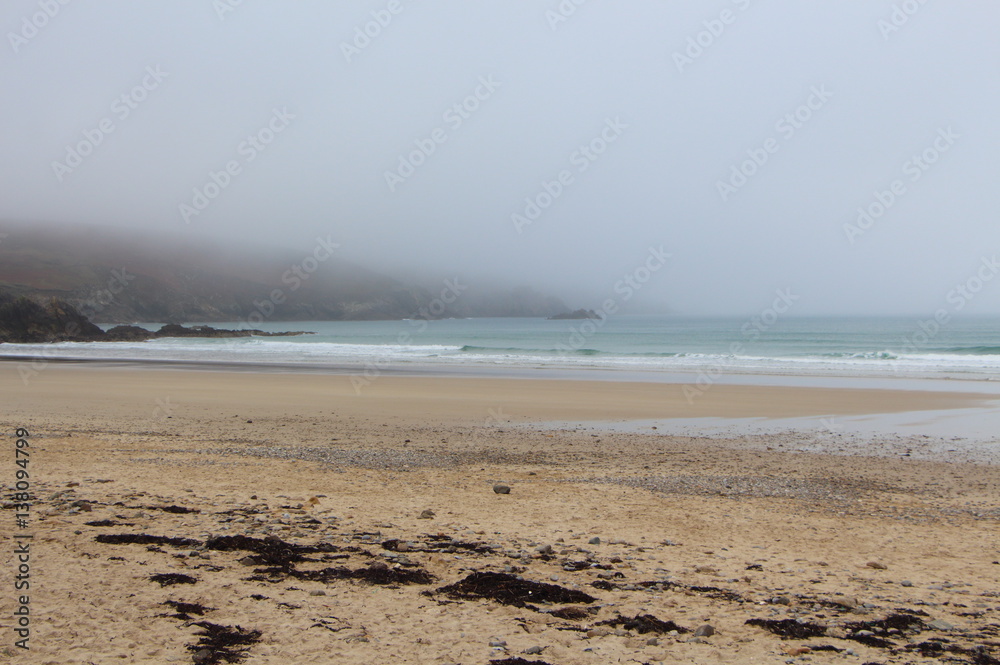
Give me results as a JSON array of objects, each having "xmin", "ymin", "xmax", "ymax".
[
  {"xmin": 153, "ymin": 323, "xmax": 311, "ymax": 339},
  {"xmin": 0, "ymin": 290, "xmax": 311, "ymax": 343},
  {"xmin": 548, "ymin": 309, "xmax": 600, "ymax": 320},
  {"xmin": 493, "ymin": 484, "xmax": 511, "ymax": 494},
  {"xmin": 103, "ymin": 324, "xmax": 154, "ymax": 341},
  {"xmin": 0, "ymin": 292, "xmax": 105, "ymax": 342}
]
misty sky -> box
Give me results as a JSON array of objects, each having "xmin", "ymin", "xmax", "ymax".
[{"xmin": 2, "ymin": 1, "xmax": 999, "ymax": 316}]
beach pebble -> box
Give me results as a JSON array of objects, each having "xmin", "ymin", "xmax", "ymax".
[
  {"xmin": 493, "ymin": 484, "xmax": 511, "ymax": 494},
  {"xmin": 417, "ymin": 509, "xmax": 435, "ymax": 519},
  {"xmin": 310, "ymin": 590, "xmax": 326, "ymax": 596},
  {"xmin": 589, "ymin": 536, "xmax": 601, "ymax": 545},
  {"xmin": 524, "ymin": 645, "xmax": 544, "ymax": 654},
  {"xmin": 927, "ymin": 619, "xmax": 954, "ymax": 631},
  {"xmin": 488, "ymin": 639, "xmax": 507, "ymax": 647},
  {"xmin": 694, "ymin": 624, "xmax": 716, "ymax": 637},
  {"xmin": 900, "ymin": 580, "xmax": 913, "ymax": 587},
  {"xmin": 866, "ymin": 561, "xmax": 887, "ymax": 570},
  {"xmin": 193, "ymin": 648, "xmax": 213, "ymax": 663}
]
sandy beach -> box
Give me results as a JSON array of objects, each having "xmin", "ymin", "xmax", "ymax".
[{"xmin": 3, "ymin": 364, "xmax": 999, "ymax": 664}]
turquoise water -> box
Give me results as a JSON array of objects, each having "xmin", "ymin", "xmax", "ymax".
[{"xmin": 5, "ymin": 315, "xmax": 1000, "ymax": 379}]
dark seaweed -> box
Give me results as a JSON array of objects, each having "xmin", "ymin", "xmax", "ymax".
[
  {"xmin": 150, "ymin": 573, "xmax": 197, "ymax": 586},
  {"xmin": 687, "ymin": 585, "xmax": 746, "ymax": 602},
  {"xmin": 745, "ymin": 618, "xmax": 827, "ymax": 639},
  {"xmin": 549, "ymin": 607, "xmax": 593, "ymax": 620},
  {"xmin": 152, "ymin": 505, "xmax": 200, "ymax": 514},
  {"xmin": 96, "ymin": 533, "xmax": 201, "ymax": 548},
  {"xmin": 293, "ymin": 563, "xmax": 435, "ymax": 585},
  {"xmin": 204, "ymin": 534, "xmax": 338, "ymax": 567},
  {"xmin": 163, "ymin": 600, "xmax": 212, "ymax": 619},
  {"xmin": 437, "ymin": 572, "xmax": 597, "ymax": 608},
  {"xmin": 187, "ymin": 621, "xmax": 261, "ymax": 664},
  {"xmin": 596, "ymin": 613, "xmax": 689, "ymax": 635}
]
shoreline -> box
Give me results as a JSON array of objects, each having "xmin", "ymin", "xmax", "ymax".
[
  {"xmin": 5, "ymin": 352, "xmax": 1000, "ymax": 394},
  {"xmin": 6, "ymin": 363, "xmax": 996, "ymax": 424}
]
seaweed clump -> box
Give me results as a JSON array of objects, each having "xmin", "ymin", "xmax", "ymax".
[
  {"xmin": 437, "ymin": 572, "xmax": 596, "ymax": 608},
  {"xmin": 596, "ymin": 613, "xmax": 689, "ymax": 635},
  {"xmin": 746, "ymin": 618, "xmax": 827, "ymax": 639},
  {"xmin": 187, "ymin": 621, "xmax": 261, "ymax": 664}
]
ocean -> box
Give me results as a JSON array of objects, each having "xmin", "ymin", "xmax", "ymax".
[{"xmin": 4, "ymin": 315, "xmax": 1000, "ymax": 380}]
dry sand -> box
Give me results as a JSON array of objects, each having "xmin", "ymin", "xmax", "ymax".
[{"xmin": 2, "ymin": 364, "xmax": 999, "ymax": 664}]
